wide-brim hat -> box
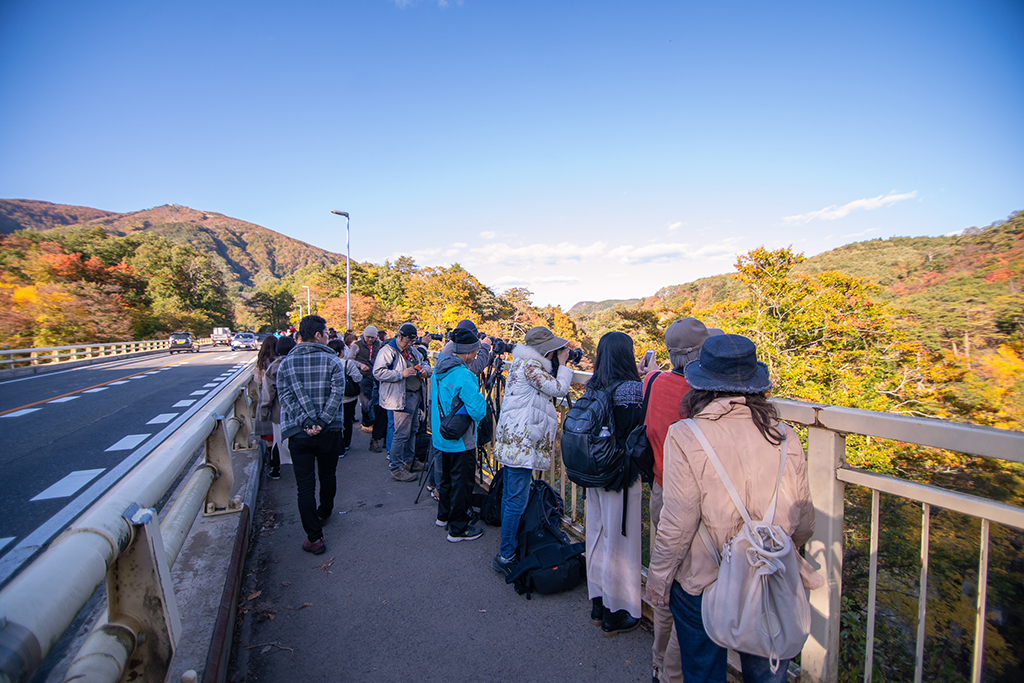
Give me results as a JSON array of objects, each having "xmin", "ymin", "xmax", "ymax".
[
  {"xmin": 523, "ymin": 326, "xmax": 568, "ymax": 356},
  {"xmin": 684, "ymin": 334, "xmax": 771, "ymax": 394}
]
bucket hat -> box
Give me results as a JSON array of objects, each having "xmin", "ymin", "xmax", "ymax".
[
  {"xmin": 523, "ymin": 326, "xmax": 568, "ymax": 356},
  {"xmin": 683, "ymin": 334, "xmax": 771, "ymax": 394}
]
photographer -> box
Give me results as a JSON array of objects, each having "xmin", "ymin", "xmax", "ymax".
[
  {"xmin": 439, "ymin": 319, "xmax": 492, "ymax": 373},
  {"xmin": 490, "ymin": 326, "xmax": 574, "ymax": 576},
  {"xmin": 352, "ymin": 326, "xmax": 383, "ymax": 451},
  {"xmin": 374, "ymin": 322, "xmax": 433, "ymax": 482}
]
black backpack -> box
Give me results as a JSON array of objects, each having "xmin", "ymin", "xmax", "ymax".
[
  {"xmin": 479, "ymin": 466, "xmax": 504, "ymax": 527},
  {"xmin": 505, "ymin": 480, "xmax": 585, "ymax": 598},
  {"xmin": 560, "ymin": 384, "xmax": 624, "ymax": 489}
]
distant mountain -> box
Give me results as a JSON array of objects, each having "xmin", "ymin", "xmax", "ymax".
[
  {"xmin": 0, "ymin": 200, "xmax": 345, "ymax": 288},
  {"xmin": 569, "ymin": 211, "xmax": 1024, "ymax": 350},
  {"xmin": 0, "ymin": 199, "xmax": 119, "ymax": 233}
]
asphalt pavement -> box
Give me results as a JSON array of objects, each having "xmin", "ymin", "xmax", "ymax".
[
  {"xmin": 0, "ymin": 346, "xmax": 256, "ymax": 587},
  {"xmin": 231, "ymin": 425, "xmax": 654, "ymax": 683}
]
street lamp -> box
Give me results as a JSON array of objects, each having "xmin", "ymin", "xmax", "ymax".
[
  {"xmin": 331, "ymin": 210, "xmax": 351, "ymax": 331},
  {"xmin": 302, "ymin": 285, "xmax": 311, "ymax": 318}
]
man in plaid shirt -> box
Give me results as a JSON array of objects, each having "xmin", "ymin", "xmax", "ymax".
[{"xmin": 277, "ymin": 314, "xmax": 346, "ymax": 555}]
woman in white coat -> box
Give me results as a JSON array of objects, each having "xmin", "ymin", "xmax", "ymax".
[{"xmin": 490, "ymin": 326, "xmax": 574, "ymax": 577}]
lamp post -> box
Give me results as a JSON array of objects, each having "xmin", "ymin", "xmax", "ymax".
[
  {"xmin": 331, "ymin": 210, "xmax": 351, "ymax": 331},
  {"xmin": 302, "ymin": 285, "xmax": 311, "ymax": 318}
]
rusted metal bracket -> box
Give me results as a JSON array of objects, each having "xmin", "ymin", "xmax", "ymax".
[{"xmin": 204, "ymin": 417, "xmax": 242, "ymax": 516}]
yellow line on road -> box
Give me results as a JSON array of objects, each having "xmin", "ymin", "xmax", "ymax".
[{"xmin": 0, "ymin": 357, "xmax": 192, "ymax": 417}]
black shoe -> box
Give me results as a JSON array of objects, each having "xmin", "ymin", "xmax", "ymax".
[
  {"xmin": 447, "ymin": 525, "xmax": 484, "ymax": 542},
  {"xmin": 268, "ymin": 469, "xmax": 280, "ymax": 480},
  {"xmin": 591, "ymin": 597, "xmax": 604, "ymax": 626},
  {"xmin": 492, "ymin": 553, "xmax": 515, "ymax": 578},
  {"xmin": 368, "ymin": 439, "xmax": 382, "ymax": 453},
  {"xmin": 601, "ymin": 608, "xmax": 641, "ymax": 637}
]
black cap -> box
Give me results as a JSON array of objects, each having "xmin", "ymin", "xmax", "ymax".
[{"xmin": 398, "ymin": 322, "xmax": 418, "ymax": 338}]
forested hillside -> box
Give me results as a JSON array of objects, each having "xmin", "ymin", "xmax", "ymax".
[{"xmin": 0, "ymin": 200, "xmax": 345, "ymax": 289}]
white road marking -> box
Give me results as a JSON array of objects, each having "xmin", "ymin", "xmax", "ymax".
[
  {"xmin": 147, "ymin": 413, "xmax": 178, "ymax": 424},
  {"xmin": 105, "ymin": 434, "xmax": 151, "ymax": 451},
  {"xmin": 109, "ymin": 381, "xmax": 130, "ymax": 385},
  {"xmin": 144, "ymin": 372, "xmax": 161, "ymax": 375},
  {"xmin": 203, "ymin": 383, "xmax": 219, "ymax": 388},
  {"xmin": 215, "ymin": 355, "xmax": 234, "ymax": 360},
  {"xmin": 173, "ymin": 399, "xmax": 196, "ymax": 408},
  {"xmin": 2, "ymin": 408, "xmax": 42, "ymax": 418},
  {"xmin": 48, "ymin": 396, "xmax": 80, "ymax": 403},
  {"xmin": 83, "ymin": 387, "xmax": 108, "ymax": 393},
  {"xmin": 30, "ymin": 469, "xmax": 106, "ymax": 501},
  {"xmin": 0, "ymin": 538, "xmax": 13, "ymax": 553},
  {"xmin": 190, "ymin": 390, "xmax": 208, "ymax": 396}
]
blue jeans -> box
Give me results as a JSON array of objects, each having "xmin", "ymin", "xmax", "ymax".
[
  {"xmin": 499, "ymin": 467, "xmax": 533, "ymax": 560},
  {"xmin": 670, "ymin": 582, "xmax": 790, "ymax": 683},
  {"xmin": 388, "ymin": 391, "xmax": 421, "ymax": 471},
  {"xmin": 386, "ymin": 410, "xmax": 395, "ymax": 453}
]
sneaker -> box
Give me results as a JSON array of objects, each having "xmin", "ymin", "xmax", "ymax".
[
  {"xmin": 360, "ymin": 424, "xmax": 373, "ymax": 432},
  {"xmin": 390, "ymin": 465, "xmax": 417, "ymax": 482},
  {"xmin": 435, "ymin": 518, "xmax": 448, "ymax": 528},
  {"xmin": 492, "ymin": 553, "xmax": 515, "ymax": 578},
  {"xmin": 447, "ymin": 525, "xmax": 484, "ymax": 542},
  {"xmin": 368, "ymin": 439, "xmax": 382, "ymax": 453},
  {"xmin": 302, "ymin": 537, "xmax": 326, "ymax": 555},
  {"xmin": 408, "ymin": 460, "xmax": 425, "ymax": 472},
  {"xmin": 268, "ymin": 469, "xmax": 280, "ymax": 480},
  {"xmin": 601, "ymin": 608, "xmax": 641, "ymax": 637}
]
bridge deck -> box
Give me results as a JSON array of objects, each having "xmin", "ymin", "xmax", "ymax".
[{"xmin": 230, "ymin": 427, "xmax": 653, "ymax": 682}]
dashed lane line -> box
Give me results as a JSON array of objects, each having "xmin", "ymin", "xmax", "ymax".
[
  {"xmin": 172, "ymin": 400, "xmax": 196, "ymax": 408},
  {"xmin": 1, "ymin": 408, "xmax": 41, "ymax": 418},
  {"xmin": 48, "ymin": 396, "xmax": 80, "ymax": 403},
  {"xmin": 105, "ymin": 434, "xmax": 152, "ymax": 451},
  {"xmin": 82, "ymin": 387, "xmax": 107, "ymax": 393},
  {"xmin": 190, "ymin": 390, "xmax": 208, "ymax": 396},
  {"xmin": 30, "ymin": 469, "xmax": 105, "ymax": 501},
  {"xmin": 146, "ymin": 413, "xmax": 179, "ymax": 425},
  {"xmin": 0, "ymin": 357, "xmax": 192, "ymax": 417}
]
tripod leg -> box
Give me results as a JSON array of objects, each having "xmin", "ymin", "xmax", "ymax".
[{"xmin": 414, "ymin": 444, "xmax": 438, "ymax": 504}]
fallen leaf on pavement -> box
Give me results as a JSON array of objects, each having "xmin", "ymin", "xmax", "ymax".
[
  {"xmin": 246, "ymin": 590, "xmax": 262, "ymax": 601},
  {"xmin": 298, "ymin": 602, "xmax": 313, "ymax": 609}
]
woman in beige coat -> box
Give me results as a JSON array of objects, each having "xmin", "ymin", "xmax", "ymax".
[{"xmin": 645, "ymin": 334, "xmax": 821, "ymax": 683}]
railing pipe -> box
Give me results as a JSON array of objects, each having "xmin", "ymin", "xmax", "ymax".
[{"xmin": 161, "ymin": 466, "xmax": 217, "ymax": 567}]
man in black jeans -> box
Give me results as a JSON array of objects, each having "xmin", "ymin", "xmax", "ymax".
[{"xmin": 276, "ymin": 315, "xmax": 347, "ymax": 555}]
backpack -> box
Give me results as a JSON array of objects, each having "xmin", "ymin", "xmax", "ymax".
[
  {"xmin": 560, "ymin": 385, "xmax": 623, "ymax": 489},
  {"xmin": 684, "ymin": 418, "xmax": 811, "ymax": 674},
  {"xmin": 479, "ymin": 466, "xmax": 504, "ymax": 527},
  {"xmin": 505, "ymin": 480, "xmax": 585, "ymax": 598}
]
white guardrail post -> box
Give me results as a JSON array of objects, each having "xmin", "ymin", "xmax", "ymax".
[{"xmin": 0, "ymin": 370, "xmax": 254, "ymax": 683}]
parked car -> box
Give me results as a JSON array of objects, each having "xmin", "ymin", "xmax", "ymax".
[
  {"xmin": 169, "ymin": 332, "xmax": 199, "ymax": 354},
  {"xmin": 211, "ymin": 327, "xmax": 233, "ymax": 346},
  {"xmin": 231, "ymin": 332, "xmax": 258, "ymax": 351}
]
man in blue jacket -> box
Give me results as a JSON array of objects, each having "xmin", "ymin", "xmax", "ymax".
[{"xmin": 430, "ymin": 327, "xmax": 488, "ymax": 542}]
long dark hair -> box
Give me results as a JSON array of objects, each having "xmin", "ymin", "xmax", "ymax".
[
  {"xmin": 256, "ymin": 336, "xmax": 278, "ymax": 373},
  {"xmin": 588, "ymin": 331, "xmax": 641, "ymax": 392},
  {"xmin": 683, "ymin": 389, "xmax": 786, "ymax": 445}
]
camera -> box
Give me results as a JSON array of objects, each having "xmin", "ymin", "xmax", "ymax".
[
  {"xmin": 428, "ymin": 333, "xmax": 443, "ymax": 341},
  {"xmin": 565, "ymin": 348, "xmax": 583, "ymax": 365},
  {"xmin": 489, "ymin": 337, "xmax": 515, "ymax": 355}
]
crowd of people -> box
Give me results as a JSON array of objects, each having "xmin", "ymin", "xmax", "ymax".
[{"xmin": 251, "ymin": 313, "xmax": 820, "ymax": 683}]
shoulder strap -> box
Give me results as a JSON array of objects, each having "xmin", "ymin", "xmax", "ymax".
[
  {"xmin": 640, "ymin": 372, "xmax": 660, "ymax": 420},
  {"xmin": 682, "ymin": 418, "xmax": 788, "ymax": 525}
]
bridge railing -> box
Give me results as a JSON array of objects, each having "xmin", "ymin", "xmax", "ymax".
[
  {"xmin": 0, "ymin": 338, "xmax": 217, "ymax": 370},
  {"xmin": 0, "ymin": 368, "xmax": 257, "ymax": 683},
  {"xmin": 474, "ymin": 368, "xmax": 1024, "ymax": 683}
]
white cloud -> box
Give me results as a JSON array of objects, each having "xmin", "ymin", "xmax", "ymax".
[
  {"xmin": 534, "ymin": 275, "xmax": 581, "ymax": 285},
  {"xmin": 667, "ymin": 221, "xmax": 684, "ymax": 231},
  {"xmin": 782, "ymin": 190, "xmax": 917, "ymax": 225},
  {"xmin": 491, "ymin": 276, "xmax": 531, "ymax": 288},
  {"xmin": 479, "ymin": 231, "xmax": 496, "ymax": 239},
  {"xmin": 466, "ymin": 240, "xmax": 609, "ymax": 267},
  {"xmin": 451, "ymin": 242, "xmax": 467, "ymax": 248},
  {"xmin": 606, "ymin": 238, "xmax": 740, "ymax": 265}
]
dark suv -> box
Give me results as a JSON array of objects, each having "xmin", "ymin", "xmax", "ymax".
[{"xmin": 169, "ymin": 332, "xmax": 199, "ymax": 354}]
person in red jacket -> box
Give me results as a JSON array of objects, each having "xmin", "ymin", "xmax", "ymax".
[{"xmin": 640, "ymin": 318, "xmax": 719, "ymax": 683}]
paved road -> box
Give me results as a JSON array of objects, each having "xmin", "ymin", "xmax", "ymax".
[{"xmin": 0, "ymin": 347, "xmax": 255, "ymax": 587}]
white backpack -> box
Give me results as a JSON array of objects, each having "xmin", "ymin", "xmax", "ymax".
[{"xmin": 683, "ymin": 418, "xmax": 811, "ymax": 674}]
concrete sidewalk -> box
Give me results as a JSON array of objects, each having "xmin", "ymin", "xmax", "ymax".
[{"xmin": 229, "ymin": 426, "xmax": 654, "ymax": 683}]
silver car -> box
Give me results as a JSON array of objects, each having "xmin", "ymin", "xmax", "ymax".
[{"xmin": 230, "ymin": 333, "xmax": 257, "ymax": 351}]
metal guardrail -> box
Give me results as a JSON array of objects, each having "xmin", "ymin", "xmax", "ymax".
[
  {"xmin": 473, "ymin": 370, "xmax": 1024, "ymax": 683},
  {"xmin": 0, "ymin": 368, "xmax": 257, "ymax": 683},
  {"xmin": 0, "ymin": 340, "xmax": 183, "ymax": 369}
]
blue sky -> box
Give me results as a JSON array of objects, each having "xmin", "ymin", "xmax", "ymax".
[{"xmin": 1, "ymin": 1, "xmax": 1022, "ymax": 308}]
